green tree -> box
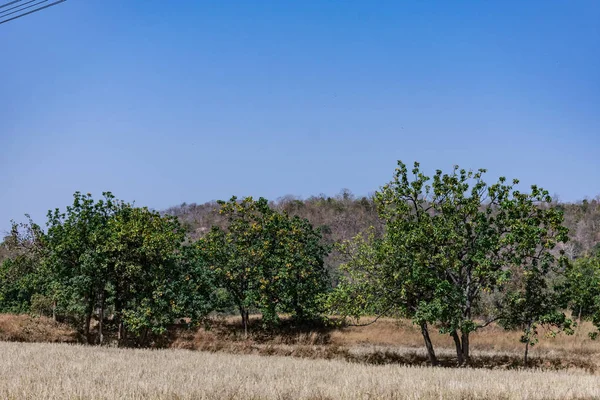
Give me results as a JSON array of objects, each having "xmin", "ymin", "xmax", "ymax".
[
  {"xmin": 102, "ymin": 205, "xmax": 187, "ymax": 343},
  {"xmin": 45, "ymin": 192, "xmax": 124, "ymax": 341},
  {"xmin": 0, "ymin": 217, "xmax": 47, "ymax": 314},
  {"xmin": 276, "ymin": 215, "xmax": 330, "ymax": 321},
  {"xmin": 561, "ymin": 255, "xmax": 600, "ymax": 324},
  {"xmin": 329, "ymin": 161, "xmax": 569, "ymax": 365},
  {"xmin": 43, "ymin": 192, "xmax": 207, "ymax": 345},
  {"xmin": 500, "ymin": 268, "xmax": 573, "ymax": 364},
  {"xmin": 173, "ymin": 245, "xmax": 219, "ymax": 326},
  {"xmin": 200, "ymin": 196, "xmax": 329, "ymax": 336}
]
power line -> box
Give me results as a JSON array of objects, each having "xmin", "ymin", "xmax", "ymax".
[
  {"xmin": 0, "ymin": 1, "xmax": 23, "ymax": 9},
  {"xmin": 1, "ymin": 0, "xmax": 52, "ymax": 18},
  {"xmin": 0, "ymin": 0, "xmax": 65, "ymax": 25},
  {"xmin": 0, "ymin": 0, "xmax": 37, "ymax": 16}
]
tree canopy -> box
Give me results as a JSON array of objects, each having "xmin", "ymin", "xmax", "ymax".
[
  {"xmin": 200, "ymin": 196, "xmax": 329, "ymax": 335},
  {"xmin": 330, "ymin": 161, "xmax": 570, "ymax": 365}
]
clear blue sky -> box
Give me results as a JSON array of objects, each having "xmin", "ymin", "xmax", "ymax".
[{"xmin": 1, "ymin": 1, "xmax": 599, "ymax": 233}]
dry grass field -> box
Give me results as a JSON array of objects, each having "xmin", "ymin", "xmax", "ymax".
[
  {"xmin": 3, "ymin": 313, "xmax": 600, "ymax": 372},
  {"xmin": 169, "ymin": 315, "xmax": 600, "ymax": 372},
  {"xmin": 1, "ymin": 341, "xmax": 600, "ymax": 400},
  {"xmin": 2, "ymin": 314, "xmax": 600, "ymax": 398}
]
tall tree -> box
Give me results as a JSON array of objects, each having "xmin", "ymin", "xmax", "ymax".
[
  {"xmin": 102, "ymin": 205, "xmax": 187, "ymax": 343},
  {"xmin": 200, "ymin": 196, "xmax": 329, "ymax": 336},
  {"xmin": 43, "ymin": 192, "xmax": 203, "ymax": 345},
  {"xmin": 45, "ymin": 192, "xmax": 123, "ymax": 342},
  {"xmin": 330, "ymin": 161, "xmax": 569, "ymax": 365}
]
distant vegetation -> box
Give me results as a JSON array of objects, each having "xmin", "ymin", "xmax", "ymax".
[{"xmin": 1, "ymin": 160, "xmax": 599, "ymax": 367}]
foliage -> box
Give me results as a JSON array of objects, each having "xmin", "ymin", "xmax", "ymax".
[
  {"xmin": 557, "ymin": 254, "xmax": 600, "ymax": 339},
  {"xmin": 329, "ymin": 161, "xmax": 569, "ymax": 365},
  {"xmin": 0, "ymin": 217, "xmax": 47, "ymax": 314},
  {"xmin": 2, "ymin": 169, "xmax": 598, "ymax": 357},
  {"xmin": 200, "ymin": 196, "xmax": 329, "ymax": 333},
  {"xmin": 172, "ymin": 245, "xmax": 220, "ymax": 326},
  {"xmin": 44, "ymin": 192, "xmax": 124, "ymax": 337},
  {"xmin": 560, "ymin": 255, "xmax": 600, "ymax": 325},
  {"xmin": 103, "ymin": 205, "xmax": 188, "ymax": 338},
  {"xmin": 500, "ymin": 267, "xmax": 574, "ymax": 363},
  {"xmin": 40, "ymin": 192, "xmax": 215, "ymax": 343}
]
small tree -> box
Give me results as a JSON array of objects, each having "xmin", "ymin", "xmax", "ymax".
[
  {"xmin": 329, "ymin": 228, "xmax": 444, "ymax": 366},
  {"xmin": 561, "ymin": 255, "xmax": 600, "ymax": 325},
  {"xmin": 276, "ymin": 215, "xmax": 330, "ymax": 321},
  {"xmin": 500, "ymin": 268, "xmax": 573, "ymax": 364},
  {"xmin": 0, "ymin": 217, "xmax": 47, "ymax": 314},
  {"xmin": 558, "ymin": 254, "xmax": 600, "ymax": 339}
]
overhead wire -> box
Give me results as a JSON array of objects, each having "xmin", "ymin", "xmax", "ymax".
[
  {"xmin": 0, "ymin": 0, "xmax": 23, "ymax": 9},
  {"xmin": 0, "ymin": 0, "xmax": 38, "ymax": 17},
  {"xmin": 0, "ymin": 0, "xmax": 65, "ymax": 25},
  {"xmin": 1, "ymin": 0, "xmax": 52, "ymax": 18}
]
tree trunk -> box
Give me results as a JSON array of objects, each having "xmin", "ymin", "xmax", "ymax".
[
  {"xmin": 462, "ymin": 274, "xmax": 472, "ymax": 365},
  {"xmin": 98, "ymin": 291, "xmax": 105, "ymax": 345},
  {"xmin": 52, "ymin": 301, "xmax": 57, "ymax": 322},
  {"xmin": 115, "ymin": 296, "xmax": 124, "ymax": 345},
  {"xmin": 239, "ymin": 306, "xmax": 249, "ymax": 338},
  {"xmin": 84, "ymin": 295, "xmax": 95, "ymax": 344},
  {"xmin": 524, "ymin": 320, "xmax": 533, "ymax": 365},
  {"xmin": 118, "ymin": 321, "xmax": 126, "ymax": 344},
  {"xmin": 578, "ymin": 306, "xmax": 583, "ymax": 326},
  {"xmin": 140, "ymin": 327, "xmax": 149, "ymax": 347},
  {"xmin": 451, "ymin": 330, "xmax": 464, "ymax": 366},
  {"xmin": 420, "ymin": 321, "xmax": 438, "ymax": 366},
  {"xmin": 84, "ymin": 312, "xmax": 92, "ymax": 344},
  {"xmin": 461, "ymin": 330, "xmax": 470, "ymax": 364}
]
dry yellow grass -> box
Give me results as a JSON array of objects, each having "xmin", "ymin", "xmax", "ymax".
[
  {"xmin": 0, "ymin": 341, "xmax": 599, "ymax": 399},
  {"xmin": 3, "ymin": 313, "xmax": 600, "ymax": 373},
  {"xmin": 168, "ymin": 315, "xmax": 600, "ymax": 371},
  {"xmin": 331, "ymin": 317, "xmax": 600, "ymax": 355}
]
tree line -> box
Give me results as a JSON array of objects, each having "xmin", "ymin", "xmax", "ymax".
[
  {"xmin": 1, "ymin": 160, "xmax": 600, "ymax": 366},
  {"xmin": 0, "ymin": 193, "xmax": 330, "ymax": 345}
]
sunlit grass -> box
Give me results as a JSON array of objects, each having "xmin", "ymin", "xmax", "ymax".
[{"xmin": 1, "ymin": 341, "xmax": 600, "ymax": 399}]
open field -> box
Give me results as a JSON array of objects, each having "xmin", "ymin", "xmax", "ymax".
[
  {"xmin": 2, "ymin": 314, "xmax": 600, "ymax": 399},
  {"xmin": 169, "ymin": 315, "xmax": 600, "ymax": 371},
  {"xmin": 3, "ymin": 314, "xmax": 600, "ymax": 372},
  {"xmin": 1, "ymin": 341, "xmax": 600, "ymax": 400}
]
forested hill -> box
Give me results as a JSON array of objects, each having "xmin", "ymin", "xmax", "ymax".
[
  {"xmin": 3, "ymin": 189, "xmax": 598, "ymax": 268},
  {"xmin": 164, "ymin": 190, "xmax": 600, "ymax": 262}
]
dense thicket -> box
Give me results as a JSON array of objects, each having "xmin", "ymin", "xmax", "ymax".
[
  {"xmin": 199, "ymin": 196, "xmax": 330, "ymax": 335},
  {"xmin": 1, "ymin": 161, "xmax": 600, "ymax": 366},
  {"xmin": 0, "ymin": 193, "xmax": 329, "ymax": 345}
]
